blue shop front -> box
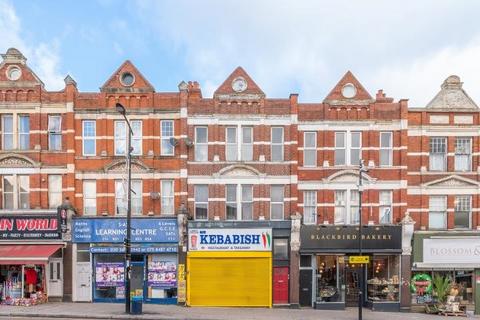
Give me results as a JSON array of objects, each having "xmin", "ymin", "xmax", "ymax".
[{"xmin": 72, "ymin": 218, "xmax": 178, "ymax": 304}]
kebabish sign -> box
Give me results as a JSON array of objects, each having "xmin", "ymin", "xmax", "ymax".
[
  {"xmin": 188, "ymin": 228, "xmax": 272, "ymax": 251},
  {"xmin": 300, "ymin": 225, "xmax": 402, "ymax": 252},
  {"xmin": 0, "ymin": 214, "xmax": 61, "ymax": 239}
]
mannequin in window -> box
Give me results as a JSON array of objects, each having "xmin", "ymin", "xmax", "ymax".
[{"xmin": 25, "ymin": 267, "xmax": 37, "ymax": 294}]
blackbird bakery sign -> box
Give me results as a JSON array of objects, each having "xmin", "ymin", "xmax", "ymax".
[
  {"xmin": 0, "ymin": 214, "xmax": 61, "ymax": 239},
  {"xmin": 300, "ymin": 225, "xmax": 402, "ymax": 252}
]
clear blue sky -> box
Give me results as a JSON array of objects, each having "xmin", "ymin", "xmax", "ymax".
[{"xmin": 2, "ymin": 0, "xmax": 480, "ymax": 106}]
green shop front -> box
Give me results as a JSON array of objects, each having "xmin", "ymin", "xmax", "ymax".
[
  {"xmin": 72, "ymin": 218, "xmax": 178, "ymax": 304},
  {"xmin": 412, "ymin": 231, "xmax": 480, "ymax": 313}
]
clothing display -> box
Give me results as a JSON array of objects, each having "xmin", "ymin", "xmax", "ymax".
[{"xmin": 0, "ymin": 265, "xmax": 47, "ymax": 306}]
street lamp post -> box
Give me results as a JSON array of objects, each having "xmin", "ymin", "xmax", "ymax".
[
  {"xmin": 116, "ymin": 103, "xmax": 133, "ymax": 314},
  {"xmin": 358, "ymin": 159, "xmax": 368, "ymax": 320}
]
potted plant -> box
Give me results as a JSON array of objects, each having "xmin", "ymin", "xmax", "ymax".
[{"xmin": 432, "ymin": 275, "xmax": 452, "ymax": 309}]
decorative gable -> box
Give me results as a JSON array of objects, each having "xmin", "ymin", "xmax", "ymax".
[
  {"xmin": 323, "ymin": 170, "xmax": 376, "ymax": 183},
  {"xmin": 100, "ymin": 60, "xmax": 154, "ymax": 93},
  {"xmin": 104, "ymin": 159, "xmax": 151, "ymax": 173},
  {"xmin": 0, "ymin": 48, "xmax": 44, "ymax": 88},
  {"xmin": 218, "ymin": 165, "xmax": 261, "ymax": 177},
  {"xmin": 423, "ymin": 175, "xmax": 480, "ymax": 188},
  {"xmin": 426, "ymin": 75, "xmax": 478, "ymax": 110},
  {"xmin": 214, "ymin": 66, "xmax": 265, "ymax": 100},
  {"xmin": 323, "ymin": 71, "xmax": 373, "ymax": 105}
]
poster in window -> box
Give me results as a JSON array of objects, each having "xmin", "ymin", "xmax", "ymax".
[
  {"xmin": 147, "ymin": 255, "xmax": 176, "ymax": 287},
  {"xmin": 95, "ymin": 262, "xmax": 125, "ymax": 287}
]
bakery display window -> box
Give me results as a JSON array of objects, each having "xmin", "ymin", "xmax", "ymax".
[{"xmin": 367, "ymin": 255, "xmax": 400, "ymax": 302}]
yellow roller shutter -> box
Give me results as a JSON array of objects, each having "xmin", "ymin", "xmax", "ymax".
[{"xmin": 187, "ymin": 251, "xmax": 272, "ymax": 307}]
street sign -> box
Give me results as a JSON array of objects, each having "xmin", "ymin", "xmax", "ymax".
[{"xmin": 349, "ymin": 256, "xmax": 369, "ymax": 264}]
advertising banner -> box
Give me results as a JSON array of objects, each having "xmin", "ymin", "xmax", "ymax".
[
  {"xmin": 423, "ymin": 238, "xmax": 480, "ymax": 264},
  {"xmin": 147, "ymin": 255, "xmax": 177, "ymax": 287},
  {"xmin": 0, "ymin": 214, "xmax": 61, "ymax": 240},
  {"xmin": 72, "ymin": 218, "xmax": 178, "ymax": 243},
  {"xmin": 188, "ymin": 228, "xmax": 272, "ymax": 251},
  {"xmin": 95, "ymin": 262, "xmax": 125, "ymax": 287}
]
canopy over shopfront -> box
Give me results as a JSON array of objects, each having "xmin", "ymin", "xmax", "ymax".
[{"xmin": 0, "ymin": 244, "xmax": 64, "ymax": 265}]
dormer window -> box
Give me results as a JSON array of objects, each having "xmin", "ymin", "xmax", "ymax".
[{"xmin": 120, "ymin": 72, "xmax": 135, "ymax": 86}]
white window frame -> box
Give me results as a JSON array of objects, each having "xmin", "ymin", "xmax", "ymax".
[
  {"xmin": 303, "ymin": 191, "xmax": 317, "ymax": 224},
  {"xmin": 48, "ymin": 175, "xmax": 62, "ymax": 209},
  {"xmin": 48, "ymin": 115, "xmax": 62, "ymax": 151},
  {"xmin": 270, "ymin": 185, "xmax": 284, "ymax": 220},
  {"xmin": 225, "ymin": 184, "xmax": 253, "ymax": 220},
  {"xmin": 226, "ymin": 127, "xmax": 238, "ymax": 161},
  {"xmin": 83, "ymin": 180, "xmax": 96, "ymax": 216},
  {"xmin": 18, "ymin": 115, "xmax": 30, "ymax": 150},
  {"xmin": 380, "ymin": 132, "xmax": 393, "ymax": 166},
  {"xmin": 303, "ymin": 132, "xmax": 317, "ymax": 167},
  {"xmin": 429, "ymin": 195, "xmax": 447, "ymax": 229},
  {"xmin": 335, "ymin": 131, "xmax": 362, "ymax": 166},
  {"xmin": 82, "ymin": 120, "xmax": 96, "ymax": 156},
  {"xmin": 131, "ymin": 180, "xmax": 142, "ymax": 215},
  {"xmin": 350, "ymin": 131, "xmax": 362, "ymax": 166},
  {"xmin": 2, "ymin": 114, "xmax": 13, "ymax": 150},
  {"xmin": 130, "ymin": 120, "xmax": 142, "ymax": 156},
  {"xmin": 241, "ymin": 127, "xmax": 253, "ymax": 161},
  {"xmin": 455, "ymin": 137, "xmax": 471, "ymax": 172},
  {"xmin": 334, "ymin": 189, "xmax": 362, "ymax": 225},
  {"xmin": 271, "ymin": 127, "xmax": 284, "ymax": 162},
  {"xmin": 161, "ymin": 180, "xmax": 174, "ymax": 215},
  {"xmin": 225, "ymin": 126, "xmax": 253, "ymax": 161},
  {"xmin": 161, "ymin": 120, "xmax": 174, "ymax": 156},
  {"xmin": 195, "ymin": 127, "xmax": 208, "ymax": 161},
  {"xmin": 454, "ymin": 195, "xmax": 471, "ymax": 229},
  {"xmin": 379, "ymin": 190, "xmax": 393, "ymax": 224},
  {"xmin": 429, "ymin": 137, "xmax": 447, "ymax": 171},
  {"xmin": 2, "ymin": 175, "xmax": 29, "ymax": 210},
  {"xmin": 114, "ymin": 121, "xmax": 127, "ymax": 156},
  {"xmin": 225, "ymin": 184, "xmax": 237, "ymax": 220},
  {"xmin": 194, "ymin": 185, "xmax": 208, "ymax": 220}
]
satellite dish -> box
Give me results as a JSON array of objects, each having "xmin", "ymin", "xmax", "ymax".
[
  {"xmin": 184, "ymin": 137, "xmax": 194, "ymax": 147},
  {"xmin": 169, "ymin": 137, "xmax": 179, "ymax": 146}
]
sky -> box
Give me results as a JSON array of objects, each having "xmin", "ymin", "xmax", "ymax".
[{"xmin": 1, "ymin": 0, "xmax": 480, "ymax": 107}]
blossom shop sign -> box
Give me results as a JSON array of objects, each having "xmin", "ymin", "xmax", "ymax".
[
  {"xmin": 423, "ymin": 238, "xmax": 480, "ymax": 264},
  {"xmin": 0, "ymin": 214, "xmax": 61, "ymax": 239},
  {"xmin": 188, "ymin": 228, "xmax": 272, "ymax": 251}
]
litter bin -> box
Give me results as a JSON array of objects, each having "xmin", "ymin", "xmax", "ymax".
[{"xmin": 131, "ymin": 297, "xmax": 143, "ymax": 315}]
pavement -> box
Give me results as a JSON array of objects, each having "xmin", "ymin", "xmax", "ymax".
[{"xmin": 0, "ymin": 303, "xmax": 479, "ymax": 320}]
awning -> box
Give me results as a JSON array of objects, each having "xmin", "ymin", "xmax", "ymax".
[{"xmin": 0, "ymin": 244, "xmax": 63, "ymax": 265}]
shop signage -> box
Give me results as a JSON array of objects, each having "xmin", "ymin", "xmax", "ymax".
[
  {"xmin": 147, "ymin": 255, "xmax": 177, "ymax": 288},
  {"xmin": 95, "ymin": 262, "xmax": 125, "ymax": 287},
  {"xmin": 349, "ymin": 256, "xmax": 369, "ymax": 264},
  {"xmin": 58, "ymin": 207, "xmax": 67, "ymax": 233},
  {"xmin": 90, "ymin": 246, "xmax": 178, "ymax": 254},
  {"xmin": 188, "ymin": 228, "xmax": 272, "ymax": 251},
  {"xmin": 423, "ymin": 238, "xmax": 480, "ymax": 264},
  {"xmin": 300, "ymin": 225, "xmax": 402, "ymax": 252},
  {"xmin": 72, "ymin": 218, "xmax": 178, "ymax": 243},
  {"xmin": 0, "ymin": 214, "xmax": 61, "ymax": 240}
]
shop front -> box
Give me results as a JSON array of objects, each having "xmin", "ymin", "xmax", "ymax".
[
  {"xmin": 412, "ymin": 231, "xmax": 479, "ymax": 313},
  {"xmin": 72, "ymin": 218, "xmax": 178, "ymax": 304},
  {"xmin": 300, "ymin": 225, "xmax": 402, "ymax": 312},
  {"xmin": 0, "ymin": 213, "xmax": 66, "ymax": 306}
]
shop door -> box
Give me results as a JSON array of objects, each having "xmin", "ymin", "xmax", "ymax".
[
  {"xmin": 48, "ymin": 258, "xmax": 63, "ymax": 297},
  {"xmin": 299, "ymin": 269, "xmax": 313, "ymax": 307},
  {"xmin": 76, "ymin": 262, "xmax": 91, "ymax": 302},
  {"xmin": 273, "ymin": 267, "xmax": 289, "ymax": 304},
  {"xmin": 345, "ymin": 263, "xmax": 361, "ymax": 307}
]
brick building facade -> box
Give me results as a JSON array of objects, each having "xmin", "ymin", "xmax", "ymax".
[{"xmin": 0, "ymin": 47, "xmax": 479, "ymax": 311}]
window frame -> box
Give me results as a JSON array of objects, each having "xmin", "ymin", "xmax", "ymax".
[
  {"xmin": 241, "ymin": 126, "xmax": 253, "ymax": 161},
  {"xmin": 429, "ymin": 137, "xmax": 447, "ymax": 171},
  {"xmin": 271, "ymin": 127, "xmax": 284, "ymax": 162},
  {"xmin": 379, "ymin": 190, "xmax": 393, "ymax": 224},
  {"xmin": 303, "ymin": 190, "xmax": 317, "ymax": 224},
  {"xmin": 429, "ymin": 195, "xmax": 447, "ymax": 229},
  {"xmin": 48, "ymin": 115, "xmax": 62, "ymax": 151},
  {"xmin": 303, "ymin": 131, "xmax": 317, "ymax": 167},
  {"xmin": 131, "ymin": 180, "xmax": 142, "ymax": 215},
  {"xmin": 270, "ymin": 185, "xmax": 284, "ymax": 220},
  {"xmin": 194, "ymin": 185, "xmax": 208, "ymax": 220},
  {"xmin": 454, "ymin": 195, "xmax": 471, "ymax": 229},
  {"xmin": 160, "ymin": 120, "xmax": 174, "ymax": 156},
  {"xmin": 455, "ymin": 137, "xmax": 472, "ymax": 172},
  {"xmin": 48, "ymin": 175, "xmax": 62, "ymax": 209},
  {"xmin": 18, "ymin": 115, "xmax": 30, "ymax": 150},
  {"xmin": 194, "ymin": 126, "xmax": 208, "ymax": 162},
  {"xmin": 130, "ymin": 120, "xmax": 142, "ymax": 156},
  {"xmin": 161, "ymin": 180, "xmax": 174, "ymax": 215},
  {"xmin": 225, "ymin": 126, "xmax": 238, "ymax": 161},
  {"xmin": 114, "ymin": 121, "xmax": 127, "ymax": 156},
  {"xmin": 82, "ymin": 120, "xmax": 96, "ymax": 156},
  {"xmin": 379, "ymin": 132, "xmax": 393, "ymax": 167},
  {"xmin": 83, "ymin": 180, "xmax": 97, "ymax": 216},
  {"xmin": 2, "ymin": 114, "xmax": 13, "ymax": 150},
  {"xmin": 225, "ymin": 184, "xmax": 254, "ymax": 220},
  {"xmin": 2, "ymin": 175, "xmax": 29, "ymax": 210}
]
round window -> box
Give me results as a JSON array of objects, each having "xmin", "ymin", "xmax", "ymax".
[
  {"xmin": 120, "ymin": 72, "xmax": 135, "ymax": 86},
  {"xmin": 341, "ymin": 83, "xmax": 357, "ymax": 98},
  {"xmin": 7, "ymin": 66, "xmax": 21, "ymax": 81}
]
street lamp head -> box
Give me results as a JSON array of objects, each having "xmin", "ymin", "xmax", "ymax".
[{"xmin": 116, "ymin": 103, "xmax": 126, "ymax": 115}]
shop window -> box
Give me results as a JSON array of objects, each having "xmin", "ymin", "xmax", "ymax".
[
  {"xmin": 429, "ymin": 137, "xmax": 447, "ymax": 171},
  {"xmin": 367, "ymin": 255, "xmax": 400, "ymax": 302},
  {"xmin": 147, "ymin": 254, "xmax": 177, "ymax": 300},
  {"xmin": 2, "ymin": 175, "xmax": 29, "ymax": 209},
  {"xmin": 82, "ymin": 120, "xmax": 96, "ymax": 156},
  {"xmin": 271, "ymin": 127, "xmax": 284, "ymax": 162},
  {"xmin": 454, "ymin": 195, "xmax": 471, "ymax": 229},
  {"xmin": 273, "ymin": 238, "xmax": 289, "ymax": 260},
  {"xmin": 303, "ymin": 191, "xmax": 317, "ymax": 224},
  {"xmin": 48, "ymin": 115, "xmax": 61, "ymax": 151},
  {"xmin": 380, "ymin": 132, "xmax": 393, "ymax": 166},
  {"xmin": 93, "ymin": 254, "xmax": 125, "ymax": 300},
  {"xmin": 194, "ymin": 185, "xmax": 208, "ymax": 220},
  {"xmin": 429, "ymin": 196, "xmax": 447, "ymax": 229},
  {"xmin": 303, "ymin": 132, "xmax": 316, "ymax": 167},
  {"xmin": 18, "ymin": 115, "xmax": 30, "ymax": 150},
  {"xmin": 161, "ymin": 180, "xmax": 174, "ymax": 215},
  {"xmin": 455, "ymin": 138, "xmax": 471, "ymax": 171},
  {"xmin": 2, "ymin": 114, "xmax": 13, "ymax": 150},
  {"xmin": 300, "ymin": 255, "xmax": 312, "ymax": 268},
  {"xmin": 161, "ymin": 120, "xmax": 174, "ymax": 156},
  {"xmin": 270, "ymin": 185, "xmax": 284, "ymax": 220},
  {"xmin": 48, "ymin": 175, "xmax": 62, "ymax": 209},
  {"xmin": 0, "ymin": 265, "xmax": 45, "ymax": 304},
  {"xmin": 194, "ymin": 126, "xmax": 208, "ymax": 161},
  {"xmin": 316, "ymin": 255, "xmax": 345, "ymax": 303},
  {"xmin": 83, "ymin": 180, "xmax": 96, "ymax": 215},
  {"xmin": 379, "ymin": 190, "xmax": 393, "ymax": 224}
]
